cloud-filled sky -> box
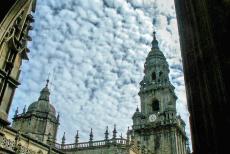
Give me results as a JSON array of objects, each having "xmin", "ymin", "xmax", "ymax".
[{"xmin": 9, "ymin": 0, "xmax": 191, "ymax": 148}]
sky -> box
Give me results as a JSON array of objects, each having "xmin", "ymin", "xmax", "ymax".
[{"xmin": 9, "ymin": 0, "xmax": 191, "ymax": 149}]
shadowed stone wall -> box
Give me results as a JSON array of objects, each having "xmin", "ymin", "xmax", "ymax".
[{"xmin": 174, "ymin": 0, "xmax": 230, "ymax": 153}]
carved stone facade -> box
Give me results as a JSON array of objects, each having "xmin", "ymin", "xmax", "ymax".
[
  {"xmin": 0, "ymin": 126, "xmax": 63, "ymax": 154},
  {"xmin": 0, "ymin": 0, "xmax": 35, "ymax": 125}
]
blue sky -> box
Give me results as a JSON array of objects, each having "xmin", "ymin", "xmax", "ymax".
[{"xmin": 9, "ymin": 0, "xmax": 191, "ymax": 148}]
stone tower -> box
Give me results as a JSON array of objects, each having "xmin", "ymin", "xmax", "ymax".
[
  {"xmin": 132, "ymin": 32, "xmax": 188, "ymax": 154},
  {"xmin": 12, "ymin": 80, "xmax": 59, "ymax": 144}
]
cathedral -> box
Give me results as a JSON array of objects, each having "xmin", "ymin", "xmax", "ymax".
[{"xmin": 0, "ymin": 0, "xmax": 190, "ymax": 153}]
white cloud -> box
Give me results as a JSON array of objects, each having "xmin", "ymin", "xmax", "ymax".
[{"xmin": 9, "ymin": 0, "xmax": 191, "ymax": 149}]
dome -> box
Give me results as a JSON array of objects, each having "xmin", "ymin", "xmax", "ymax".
[
  {"xmin": 27, "ymin": 81, "xmax": 56, "ymax": 116},
  {"xmin": 27, "ymin": 100, "xmax": 56, "ymax": 115},
  {"xmin": 147, "ymin": 48, "xmax": 166, "ymax": 59}
]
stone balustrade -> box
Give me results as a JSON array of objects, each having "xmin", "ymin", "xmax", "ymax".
[{"xmin": 55, "ymin": 138, "xmax": 128, "ymax": 150}]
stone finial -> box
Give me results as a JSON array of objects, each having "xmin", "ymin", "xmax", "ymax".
[
  {"xmin": 153, "ymin": 31, "xmax": 156, "ymax": 40},
  {"xmin": 151, "ymin": 30, "xmax": 159, "ymax": 49},
  {"xmin": 75, "ymin": 130, "xmax": 79, "ymax": 144},
  {"xmin": 57, "ymin": 112, "xmax": 60, "ymax": 123},
  {"xmin": 89, "ymin": 128, "xmax": 93, "ymax": 142},
  {"xmin": 23, "ymin": 105, "xmax": 26, "ymax": 114},
  {"xmin": 126, "ymin": 126, "xmax": 130, "ymax": 141},
  {"xmin": 62, "ymin": 132, "xmax": 65, "ymax": 145},
  {"xmin": 14, "ymin": 107, "xmax": 18, "ymax": 118},
  {"xmin": 46, "ymin": 79, "xmax": 49, "ymax": 87},
  {"xmin": 130, "ymin": 130, "xmax": 134, "ymax": 145},
  {"xmin": 113, "ymin": 124, "xmax": 117, "ymax": 139},
  {"xmin": 136, "ymin": 106, "xmax": 139, "ymax": 112},
  {"xmin": 104, "ymin": 126, "xmax": 109, "ymax": 140}
]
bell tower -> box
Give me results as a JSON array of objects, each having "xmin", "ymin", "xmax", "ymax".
[
  {"xmin": 132, "ymin": 31, "xmax": 188, "ymax": 154},
  {"xmin": 139, "ymin": 31, "xmax": 177, "ymax": 117}
]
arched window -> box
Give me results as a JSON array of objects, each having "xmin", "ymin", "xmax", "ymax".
[
  {"xmin": 152, "ymin": 72, "xmax": 156, "ymax": 80},
  {"xmin": 152, "ymin": 99, "xmax": 160, "ymax": 111}
]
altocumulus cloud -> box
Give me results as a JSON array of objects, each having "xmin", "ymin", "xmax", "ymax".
[{"xmin": 9, "ymin": 0, "xmax": 191, "ymax": 147}]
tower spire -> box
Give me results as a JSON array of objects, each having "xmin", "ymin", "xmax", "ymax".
[
  {"xmin": 38, "ymin": 80, "xmax": 50, "ymax": 101},
  {"xmin": 140, "ymin": 29, "xmax": 169, "ymax": 89}
]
